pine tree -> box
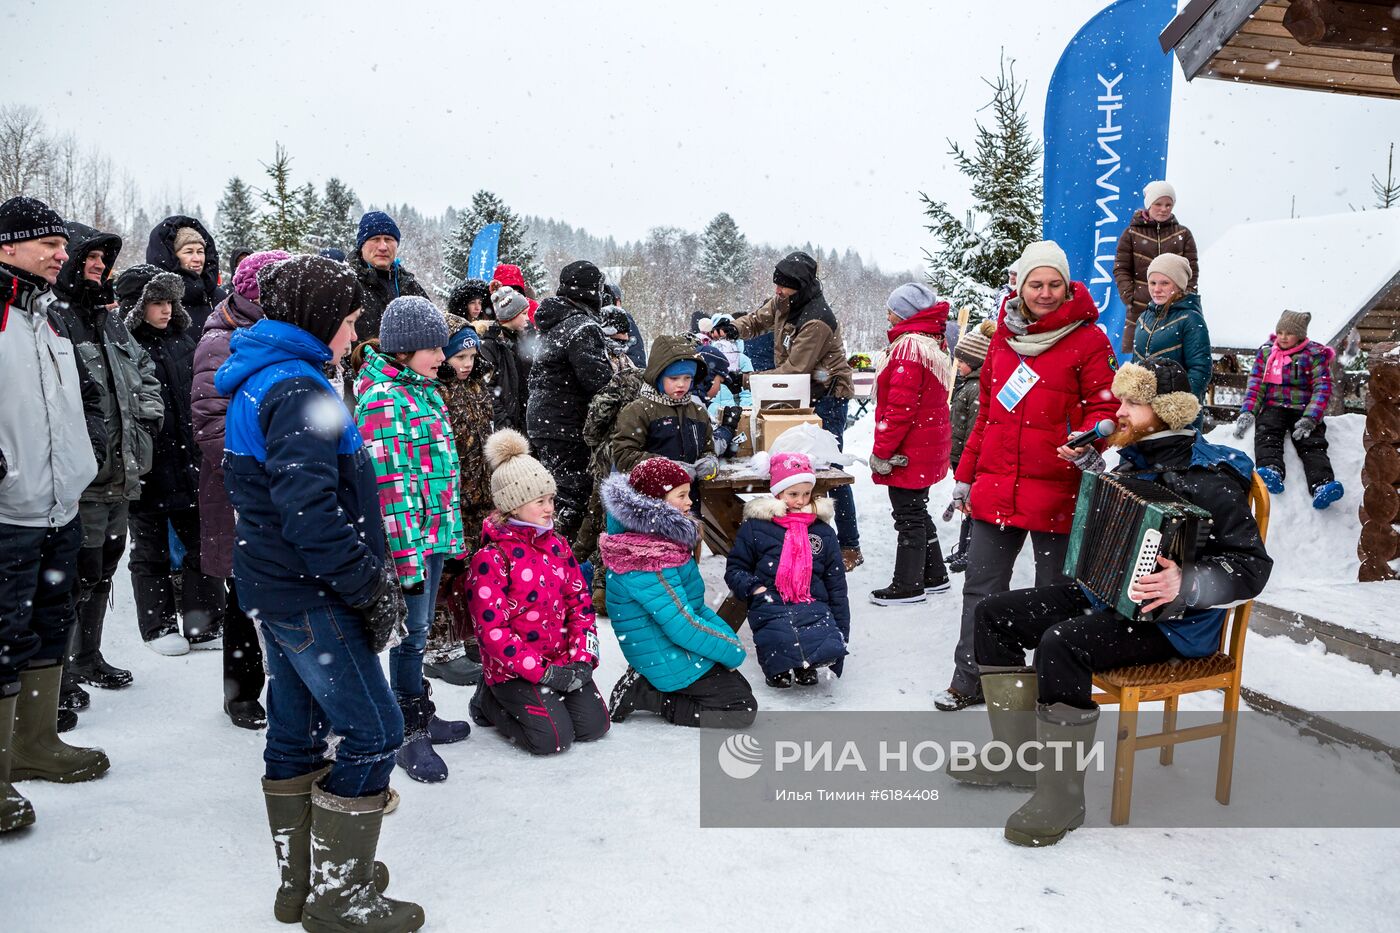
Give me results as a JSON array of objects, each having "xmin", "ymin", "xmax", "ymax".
[
  {"xmin": 697, "ymin": 212, "xmax": 753, "ymax": 311},
  {"xmin": 321, "ymin": 177, "xmax": 360, "ymax": 254},
  {"xmin": 255, "ymin": 144, "xmax": 308, "ymax": 251},
  {"xmin": 920, "ymin": 55, "xmax": 1042, "ymax": 316},
  {"xmin": 297, "ymin": 183, "xmax": 326, "ymax": 251},
  {"xmin": 440, "ymin": 190, "xmax": 544, "ymax": 292},
  {"xmin": 1374, "ymin": 143, "xmax": 1399, "ymax": 209},
  {"xmin": 215, "ymin": 176, "xmax": 261, "ymax": 262}
]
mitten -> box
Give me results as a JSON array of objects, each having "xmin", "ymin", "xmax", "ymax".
[
  {"xmin": 1291, "ymin": 416, "xmax": 1317, "ymax": 440},
  {"xmin": 1232, "ymin": 411, "xmax": 1255, "ymax": 439}
]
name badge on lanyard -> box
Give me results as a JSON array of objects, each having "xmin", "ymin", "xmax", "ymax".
[{"xmin": 996, "ymin": 359, "xmax": 1040, "ymax": 411}]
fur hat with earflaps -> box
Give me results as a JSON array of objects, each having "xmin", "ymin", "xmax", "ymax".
[
  {"xmin": 1112, "ymin": 358, "xmax": 1200, "ymax": 431},
  {"xmin": 485, "ymin": 429, "xmax": 557, "ymax": 515}
]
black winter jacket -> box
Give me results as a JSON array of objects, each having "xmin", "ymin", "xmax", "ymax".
[
  {"xmin": 128, "ymin": 306, "xmax": 199, "ymax": 514},
  {"xmin": 145, "ymin": 215, "xmax": 226, "ymax": 331},
  {"xmin": 473, "ymin": 319, "xmax": 530, "ymax": 432},
  {"xmin": 526, "ymin": 297, "xmax": 613, "ymax": 442},
  {"xmin": 349, "ymin": 255, "xmax": 429, "ymax": 340}
]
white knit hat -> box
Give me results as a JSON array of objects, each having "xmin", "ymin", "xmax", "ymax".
[
  {"xmin": 1146, "ymin": 253, "xmax": 1192, "ymax": 294},
  {"xmin": 484, "ymin": 429, "xmax": 557, "ymax": 514},
  {"xmin": 1143, "ymin": 180, "xmax": 1176, "ymax": 209},
  {"xmin": 1015, "ymin": 240, "xmax": 1071, "ymax": 287}
]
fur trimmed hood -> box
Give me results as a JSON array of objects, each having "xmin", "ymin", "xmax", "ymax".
[
  {"xmin": 742, "ymin": 495, "xmax": 835, "ymax": 525},
  {"xmin": 600, "ymin": 472, "xmax": 700, "ymax": 548}
]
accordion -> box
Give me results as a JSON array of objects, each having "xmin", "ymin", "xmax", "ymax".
[{"xmin": 1063, "ymin": 471, "xmax": 1212, "ymax": 622}]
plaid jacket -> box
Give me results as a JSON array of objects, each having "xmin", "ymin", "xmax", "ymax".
[
  {"xmin": 355, "ymin": 347, "xmax": 464, "ymax": 588},
  {"xmin": 1242, "ymin": 338, "xmax": 1334, "ymax": 421}
]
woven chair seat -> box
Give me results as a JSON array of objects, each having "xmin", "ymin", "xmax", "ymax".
[{"xmin": 1098, "ymin": 652, "xmax": 1235, "ymax": 689}]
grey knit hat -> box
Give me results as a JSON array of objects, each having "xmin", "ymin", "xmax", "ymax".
[
  {"xmin": 485, "ymin": 429, "xmax": 557, "ymax": 515},
  {"xmin": 1276, "ymin": 310, "xmax": 1310, "ymax": 338},
  {"xmin": 491, "ymin": 285, "xmax": 530, "ymax": 323},
  {"xmin": 380, "ymin": 295, "xmax": 448, "ymax": 353},
  {"xmin": 886, "ymin": 282, "xmax": 939, "ymax": 320}
]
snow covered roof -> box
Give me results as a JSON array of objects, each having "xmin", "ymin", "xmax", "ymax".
[{"xmin": 1199, "ymin": 209, "xmax": 1400, "ymax": 350}]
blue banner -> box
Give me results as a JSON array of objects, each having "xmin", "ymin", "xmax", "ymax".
[
  {"xmin": 1043, "ymin": 0, "xmax": 1175, "ymax": 353},
  {"xmin": 467, "ymin": 222, "xmax": 503, "ymax": 282}
]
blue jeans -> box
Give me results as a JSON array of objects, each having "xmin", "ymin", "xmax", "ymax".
[
  {"xmin": 260, "ymin": 603, "xmax": 404, "ymax": 797},
  {"xmin": 814, "ymin": 395, "xmax": 860, "ymax": 549},
  {"xmin": 390, "ymin": 553, "xmax": 444, "ymax": 696}
]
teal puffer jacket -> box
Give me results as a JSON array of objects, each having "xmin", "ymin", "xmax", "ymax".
[{"xmin": 598, "ymin": 474, "xmax": 745, "ymax": 692}]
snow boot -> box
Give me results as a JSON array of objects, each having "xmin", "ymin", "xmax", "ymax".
[
  {"xmin": 300, "ymin": 784, "xmax": 425, "ymax": 933},
  {"xmin": 947, "ymin": 551, "xmax": 969, "ymax": 574},
  {"xmin": 58, "ymin": 671, "xmax": 90, "ymax": 711},
  {"xmin": 422, "ymin": 654, "xmax": 483, "ymax": 687},
  {"xmin": 1256, "ymin": 466, "xmax": 1284, "ymax": 494},
  {"xmin": 9, "ymin": 663, "xmax": 110, "ymax": 783},
  {"xmin": 947, "ymin": 668, "xmax": 1038, "ymax": 789},
  {"xmin": 1311, "ymin": 480, "xmax": 1344, "ymax": 510},
  {"xmin": 933, "ymin": 686, "xmax": 983, "ymax": 712},
  {"xmin": 467, "ymin": 682, "xmax": 491, "ymax": 728},
  {"xmin": 394, "ymin": 692, "xmax": 448, "ymax": 783},
  {"xmin": 609, "ymin": 667, "xmax": 662, "ymax": 723},
  {"xmin": 1003, "ymin": 703, "xmax": 1100, "ymax": 847},
  {"xmin": 765, "ymin": 671, "xmax": 795, "ymax": 689},
  {"xmin": 263, "ymin": 766, "xmax": 389, "ymax": 924},
  {"xmin": 68, "ymin": 596, "xmax": 133, "ymax": 689},
  {"xmin": 145, "ymin": 630, "xmax": 190, "ymax": 656},
  {"xmin": 56, "ymin": 708, "xmax": 78, "ymax": 733},
  {"xmin": 841, "ymin": 547, "xmax": 864, "ymax": 572},
  {"xmin": 871, "ymin": 546, "xmax": 927, "ymax": 604},
  {"xmin": 1, "ymin": 690, "xmax": 36, "ymax": 833},
  {"xmin": 418, "ymin": 678, "xmax": 469, "ymax": 745},
  {"xmin": 923, "ymin": 539, "xmax": 951, "ymax": 593},
  {"xmin": 870, "ymin": 582, "xmax": 926, "ymax": 605},
  {"xmin": 794, "ymin": 666, "xmax": 820, "ymax": 687},
  {"xmin": 226, "ymin": 698, "xmax": 268, "ymax": 731}
]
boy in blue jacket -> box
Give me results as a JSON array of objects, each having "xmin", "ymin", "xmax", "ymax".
[
  {"xmin": 600, "ymin": 458, "xmax": 757, "ymax": 727},
  {"xmin": 217, "ymin": 255, "xmax": 423, "ymax": 930}
]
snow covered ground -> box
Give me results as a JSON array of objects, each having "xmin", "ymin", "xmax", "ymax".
[{"xmin": 7, "ymin": 414, "xmax": 1399, "ymax": 931}]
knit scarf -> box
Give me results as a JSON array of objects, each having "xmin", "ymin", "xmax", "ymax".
[
  {"xmin": 1262, "ymin": 337, "xmax": 1307, "ymax": 386},
  {"xmin": 1002, "ymin": 298, "xmax": 1081, "ymax": 357},
  {"xmin": 772, "ymin": 511, "xmax": 816, "ymax": 605}
]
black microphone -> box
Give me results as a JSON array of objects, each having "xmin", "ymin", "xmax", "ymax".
[{"xmin": 1066, "ymin": 418, "xmax": 1116, "ymax": 448}]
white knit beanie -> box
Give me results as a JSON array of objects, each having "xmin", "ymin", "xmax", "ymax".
[
  {"xmin": 484, "ymin": 429, "xmax": 557, "ymax": 514},
  {"xmin": 1143, "ymin": 180, "xmax": 1176, "ymax": 209},
  {"xmin": 1015, "ymin": 240, "xmax": 1071, "ymax": 287},
  {"xmin": 1146, "ymin": 253, "xmax": 1192, "ymax": 294}
]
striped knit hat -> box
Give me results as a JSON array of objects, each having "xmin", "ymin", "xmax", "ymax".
[{"xmin": 955, "ymin": 320, "xmax": 995, "ymax": 366}]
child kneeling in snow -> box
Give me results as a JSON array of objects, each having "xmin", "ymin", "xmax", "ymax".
[
  {"xmin": 1233, "ymin": 309, "xmax": 1344, "ymax": 509},
  {"xmin": 725, "ymin": 452, "xmax": 850, "ymax": 689},
  {"xmin": 599, "ymin": 458, "xmax": 758, "ymax": 727},
  {"xmin": 465, "ymin": 429, "xmax": 609, "ymax": 755}
]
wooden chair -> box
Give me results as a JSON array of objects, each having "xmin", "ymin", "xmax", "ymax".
[{"xmin": 1090, "ymin": 471, "xmax": 1271, "ymax": 826}]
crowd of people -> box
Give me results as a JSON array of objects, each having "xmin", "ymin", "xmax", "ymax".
[{"xmin": 0, "ymin": 174, "xmax": 1342, "ymax": 926}]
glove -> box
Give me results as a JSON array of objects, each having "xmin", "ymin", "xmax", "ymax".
[
  {"xmin": 694, "ymin": 455, "xmax": 720, "ymax": 481},
  {"xmin": 564, "ymin": 660, "xmax": 594, "ymax": 687},
  {"xmin": 868, "ymin": 454, "xmax": 893, "ymax": 475},
  {"xmin": 539, "ymin": 663, "xmax": 588, "ymax": 693},
  {"xmin": 1292, "ymin": 416, "xmax": 1317, "ymax": 440},
  {"xmin": 676, "ymin": 461, "xmax": 698, "ymax": 481},
  {"xmin": 354, "ymin": 567, "xmax": 408, "ymax": 654},
  {"xmin": 1232, "ymin": 411, "xmax": 1255, "ymax": 439},
  {"xmin": 951, "ymin": 481, "xmax": 972, "ymax": 509},
  {"xmin": 1069, "ymin": 447, "xmax": 1106, "ymax": 474}
]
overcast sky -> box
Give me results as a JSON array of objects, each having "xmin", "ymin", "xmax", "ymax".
[{"xmin": 6, "ymin": 0, "xmax": 1396, "ymax": 273}]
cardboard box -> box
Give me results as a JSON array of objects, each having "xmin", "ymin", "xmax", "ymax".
[
  {"xmin": 734, "ymin": 408, "xmax": 755, "ymax": 458},
  {"xmin": 758, "ymin": 407, "xmax": 823, "ymax": 452}
]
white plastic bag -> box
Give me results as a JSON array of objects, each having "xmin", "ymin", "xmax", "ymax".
[{"xmin": 767, "ymin": 423, "xmax": 858, "ymax": 468}]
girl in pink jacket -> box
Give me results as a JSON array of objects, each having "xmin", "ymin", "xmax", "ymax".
[{"xmin": 465, "ymin": 430, "xmax": 609, "ymax": 754}]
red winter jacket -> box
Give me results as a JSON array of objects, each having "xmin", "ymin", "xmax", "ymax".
[
  {"xmin": 872, "ymin": 303, "xmax": 955, "ymax": 490},
  {"xmin": 466, "ymin": 516, "xmax": 599, "ymax": 686},
  {"xmin": 953, "ymin": 285, "xmax": 1119, "ymax": 534}
]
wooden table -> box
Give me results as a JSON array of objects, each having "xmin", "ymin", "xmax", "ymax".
[{"xmin": 698, "ymin": 464, "xmax": 855, "ymax": 629}]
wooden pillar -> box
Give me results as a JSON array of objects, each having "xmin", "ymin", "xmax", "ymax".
[{"xmin": 1358, "ymin": 343, "xmax": 1400, "ymax": 582}]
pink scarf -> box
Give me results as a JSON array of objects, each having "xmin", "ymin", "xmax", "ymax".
[
  {"xmin": 1262, "ymin": 337, "xmax": 1308, "ymax": 386},
  {"xmin": 772, "ymin": 511, "xmax": 816, "ymax": 605}
]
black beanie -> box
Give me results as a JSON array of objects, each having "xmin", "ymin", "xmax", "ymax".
[
  {"xmin": 0, "ymin": 196, "xmax": 68, "ymax": 246},
  {"xmin": 558, "ymin": 260, "xmax": 604, "ymax": 311},
  {"xmin": 259, "ymin": 255, "xmax": 366, "ymax": 347}
]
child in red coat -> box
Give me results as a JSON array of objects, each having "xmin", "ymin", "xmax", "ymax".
[
  {"xmin": 465, "ymin": 430, "xmax": 609, "ymax": 755},
  {"xmin": 868, "ymin": 284, "xmax": 956, "ymax": 605}
]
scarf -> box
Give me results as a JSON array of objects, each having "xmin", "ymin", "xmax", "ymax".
[
  {"xmin": 507, "ymin": 517, "xmax": 554, "ymax": 538},
  {"xmin": 1002, "ymin": 298, "xmax": 1081, "ymax": 357},
  {"xmin": 772, "ymin": 511, "xmax": 816, "ymax": 605},
  {"xmin": 1262, "ymin": 337, "xmax": 1308, "ymax": 386}
]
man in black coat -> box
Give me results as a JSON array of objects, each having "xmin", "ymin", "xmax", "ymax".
[
  {"xmin": 525, "ymin": 261, "xmax": 613, "ymax": 542},
  {"xmin": 349, "ymin": 211, "xmax": 429, "ymax": 340},
  {"xmin": 145, "ymin": 215, "xmax": 225, "ymax": 331},
  {"xmin": 964, "ymin": 359, "xmax": 1272, "ymax": 848}
]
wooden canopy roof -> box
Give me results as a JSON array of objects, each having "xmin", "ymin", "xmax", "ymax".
[{"xmin": 1160, "ymin": 0, "xmax": 1400, "ymax": 100}]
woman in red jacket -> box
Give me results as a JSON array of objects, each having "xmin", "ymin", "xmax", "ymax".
[
  {"xmin": 868, "ymin": 284, "xmax": 956, "ymax": 605},
  {"xmin": 936, "ymin": 241, "xmax": 1119, "ymax": 711}
]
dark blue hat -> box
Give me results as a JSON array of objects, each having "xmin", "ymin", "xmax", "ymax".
[{"xmin": 356, "ymin": 211, "xmax": 401, "ymax": 250}]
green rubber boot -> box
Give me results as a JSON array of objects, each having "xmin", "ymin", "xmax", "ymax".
[
  {"xmin": 263, "ymin": 766, "xmax": 390, "ymax": 924},
  {"xmin": 1004, "ymin": 703, "xmax": 1100, "ymax": 847},
  {"xmin": 300, "ymin": 783, "xmax": 424, "ymax": 933},
  {"xmin": 1, "ymin": 690, "xmax": 36, "ymax": 832},
  {"xmin": 948, "ymin": 668, "xmax": 1039, "ymax": 790},
  {"xmin": 9, "ymin": 664, "xmax": 110, "ymax": 783}
]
